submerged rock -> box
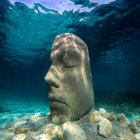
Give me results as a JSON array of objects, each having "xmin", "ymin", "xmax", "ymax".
[
  {"xmin": 107, "ymin": 113, "xmax": 115, "ymax": 121},
  {"xmin": 89, "ymin": 110, "xmax": 102, "ymax": 122},
  {"xmin": 99, "ymin": 117, "xmax": 112, "ymax": 138},
  {"xmin": 32, "ymin": 134, "xmax": 60, "ymax": 140},
  {"xmin": 12, "ymin": 134, "xmax": 26, "ymax": 140},
  {"xmin": 62, "ymin": 121, "xmax": 86, "ymax": 140},
  {"xmin": 99, "ymin": 108, "xmax": 115, "ymax": 121},
  {"xmin": 44, "ymin": 124, "xmax": 62, "ymax": 139},
  {"xmin": 135, "ymin": 133, "xmax": 140, "ymax": 140},
  {"xmin": 99, "ymin": 108, "xmax": 108, "ymax": 117},
  {"xmin": 14, "ymin": 125, "xmax": 34, "ymax": 135},
  {"xmin": 129, "ymin": 119, "xmax": 140, "ymax": 134},
  {"xmin": 6, "ymin": 113, "xmax": 50, "ymax": 135},
  {"xmin": 116, "ymin": 125, "xmax": 135, "ymax": 140},
  {"xmin": 117, "ymin": 113, "xmax": 129, "ymax": 125},
  {"xmin": 0, "ymin": 131, "xmax": 14, "ymax": 140}
]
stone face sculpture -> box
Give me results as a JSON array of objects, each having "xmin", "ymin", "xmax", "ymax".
[{"xmin": 45, "ymin": 33, "xmax": 94, "ymax": 124}]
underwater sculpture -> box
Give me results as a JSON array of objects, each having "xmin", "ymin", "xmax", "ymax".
[{"xmin": 45, "ymin": 33, "xmax": 94, "ymax": 124}]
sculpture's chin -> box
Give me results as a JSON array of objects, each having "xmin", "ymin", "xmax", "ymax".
[
  {"xmin": 51, "ymin": 114, "xmax": 71, "ymax": 125},
  {"xmin": 50, "ymin": 102, "xmax": 72, "ymax": 124}
]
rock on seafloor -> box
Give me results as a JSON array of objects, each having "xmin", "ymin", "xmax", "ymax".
[
  {"xmin": 12, "ymin": 134, "xmax": 26, "ymax": 140},
  {"xmin": 99, "ymin": 117, "xmax": 112, "ymax": 137},
  {"xmin": 99, "ymin": 108, "xmax": 115, "ymax": 121},
  {"xmin": 89, "ymin": 110, "xmax": 102, "ymax": 122},
  {"xmin": 135, "ymin": 133, "xmax": 140, "ymax": 140},
  {"xmin": 62, "ymin": 121, "xmax": 86, "ymax": 140},
  {"xmin": 31, "ymin": 134, "xmax": 60, "ymax": 140},
  {"xmin": 117, "ymin": 113, "xmax": 129, "ymax": 125},
  {"xmin": 129, "ymin": 119, "xmax": 140, "ymax": 134},
  {"xmin": 99, "ymin": 108, "xmax": 108, "ymax": 117},
  {"xmin": 115, "ymin": 125, "xmax": 136, "ymax": 140},
  {"xmin": 0, "ymin": 108, "xmax": 139, "ymax": 140}
]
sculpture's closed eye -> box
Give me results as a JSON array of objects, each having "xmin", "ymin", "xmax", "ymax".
[{"xmin": 62, "ymin": 51, "xmax": 81, "ymax": 68}]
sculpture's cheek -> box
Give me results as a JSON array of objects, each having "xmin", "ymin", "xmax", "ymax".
[{"xmin": 60, "ymin": 67, "xmax": 81, "ymax": 82}]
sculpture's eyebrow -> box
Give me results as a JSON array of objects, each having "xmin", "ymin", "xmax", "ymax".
[
  {"xmin": 52, "ymin": 41, "xmax": 65, "ymax": 52},
  {"xmin": 51, "ymin": 49, "xmax": 80, "ymax": 61},
  {"xmin": 52, "ymin": 37, "xmax": 88, "ymax": 53}
]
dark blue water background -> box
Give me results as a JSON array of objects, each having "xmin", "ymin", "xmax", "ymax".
[{"xmin": 0, "ymin": 0, "xmax": 140, "ymax": 112}]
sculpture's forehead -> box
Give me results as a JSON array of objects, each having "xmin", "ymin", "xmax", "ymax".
[
  {"xmin": 51, "ymin": 44, "xmax": 81, "ymax": 59},
  {"xmin": 51, "ymin": 33, "xmax": 88, "ymax": 54}
]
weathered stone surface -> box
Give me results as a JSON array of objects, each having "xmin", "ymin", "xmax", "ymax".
[
  {"xmin": 45, "ymin": 33, "xmax": 94, "ymax": 124},
  {"xmin": 62, "ymin": 121, "xmax": 86, "ymax": 140},
  {"xmin": 117, "ymin": 113, "xmax": 129, "ymax": 125},
  {"xmin": 135, "ymin": 119, "xmax": 140, "ymax": 127},
  {"xmin": 107, "ymin": 114, "xmax": 115, "ymax": 121},
  {"xmin": 33, "ymin": 134, "xmax": 51, "ymax": 140},
  {"xmin": 129, "ymin": 119, "xmax": 140, "ymax": 134},
  {"xmin": 99, "ymin": 108, "xmax": 115, "ymax": 121},
  {"xmin": 18, "ymin": 123, "xmax": 62, "ymax": 140},
  {"xmin": 0, "ymin": 131, "xmax": 14, "ymax": 140},
  {"xmin": 5, "ymin": 113, "xmax": 51, "ymax": 136},
  {"xmin": 99, "ymin": 108, "xmax": 108, "ymax": 117},
  {"xmin": 135, "ymin": 133, "xmax": 140, "ymax": 140},
  {"xmin": 14, "ymin": 125, "xmax": 34, "ymax": 134},
  {"xmin": 44, "ymin": 124, "xmax": 62, "ymax": 139},
  {"xmin": 116, "ymin": 125, "xmax": 135, "ymax": 140},
  {"xmin": 99, "ymin": 117, "xmax": 112, "ymax": 138},
  {"xmin": 12, "ymin": 134, "xmax": 26, "ymax": 140},
  {"xmin": 89, "ymin": 110, "xmax": 102, "ymax": 122},
  {"xmin": 25, "ymin": 134, "xmax": 35, "ymax": 140},
  {"xmin": 33, "ymin": 134, "xmax": 60, "ymax": 140}
]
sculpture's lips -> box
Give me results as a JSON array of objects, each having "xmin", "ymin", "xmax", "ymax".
[
  {"xmin": 49, "ymin": 102, "xmax": 68, "ymax": 108},
  {"xmin": 48, "ymin": 94, "xmax": 68, "ymax": 107}
]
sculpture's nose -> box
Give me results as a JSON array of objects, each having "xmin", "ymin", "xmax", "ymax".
[{"xmin": 44, "ymin": 67, "xmax": 60, "ymax": 88}]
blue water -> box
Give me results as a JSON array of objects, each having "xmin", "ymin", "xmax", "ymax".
[
  {"xmin": 0, "ymin": 101, "xmax": 50, "ymax": 128},
  {"xmin": 0, "ymin": 0, "xmax": 140, "ymax": 128}
]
